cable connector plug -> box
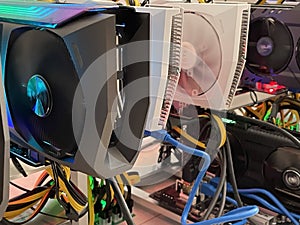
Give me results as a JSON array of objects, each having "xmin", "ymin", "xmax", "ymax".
[
  {"xmin": 209, "ymin": 177, "xmax": 234, "ymax": 192},
  {"xmin": 144, "ymin": 130, "xmax": 168, "ymax": 142}
]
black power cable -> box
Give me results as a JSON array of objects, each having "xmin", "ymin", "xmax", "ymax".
[
  {"xmin": 9, "ymin": 182, "xmax": 30, "ymax": 193},
  {"xmin": 202, "ymin": 149, "xmax": 227, "ymax": 221},
  {"xmin": 140, "ymin": 0, "xmax": 148, "ymax": 6},
  {"xmin": 51, "ymin": 162, "xmax": 66, "ymax": 209},
  {"xmin": 216, "ymin": 177, "xmax": 227, "ymax": 218},
  {"xmin": 225, "ymin": 138, "xmax": 243, "ymax": 207}
]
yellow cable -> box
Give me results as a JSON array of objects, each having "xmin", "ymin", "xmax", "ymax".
[
  {"xmin": 255, "ymin": 0, "xmax": 267, "ymax": 5},
  {"xmin": 173, "ymin": 113, "xmax": 226, "ymax": 150},
  {"xmin": 45, "ymin": 167, "xmax": 86, "ymax": 212},
  {"xmin": 115, "ymin": 175, "xmax": 125, "ymax": 195},
  {"xmin": 61, "ymin": 181, "xmax": 86, "ymax": 212},
  {"xmin": 87, "ymin": 176, "xmax": 94, "ymax": 225},
  {"xmin": 116, "ymin": 172, "xmax": 140, "ymax": 186},
  {"xmin": 5, "ymin": 164, "xmax": 82, "ymax": 220},
  {"xmin": 173, "ymin": 126, "xmax": 206, "ymax": 149},
  {"xmin": 61, "ymin": 166, "xmax": 71, "ymax": 180},
  {"xmin": 283, "ymin": 98, "xmax": 300, "ymax": 107},
  {"xmin": 115, "ymin": 175, "xmax": 123, "ymax": 186},
  {"xmin": 5, "ymin": 200, "xmax": 40, "ymax": 219},
  {"xmin": 133, "ymin": 0, "xmax": 141, "ymax": 6},
  {"xmin": 280, "ymin": 109, "xmax": 299, "ymax": 128},
  {"xmin": 101, "ymin": 181, "xmax": 115, "ymax": 206},
  {"xmin": 8, "ymin": 188, "xmax": 50, "ymax": 205},
  {"xmin": 272, "ymin": 117, "xmax": 277, "ymax": 125},
  {"xmin": 6, "ymin": 188, "xmax": 52, "ymax": 221},
  {"xmin": 198, "ymin": 114, "xmax": 210, "ymax": 119},
  {"xmin": 109, "ymin": 184, "xmax": 114, "ymax": 203},
  {"xmin": 126, "ymin": 172, "xmax": 140, "ymax": 185},
  {"xmin": 211, "ymin": 114, "xmax": 226, "ymax": 148},
  {"xmin": 5, "ymin": 188, "xmax": 51, "ymax": 219},
  {"xmin": 122, "ymin": 173, "xmax": 131, "ymax": 186},
  {"xmin": 268, "ymin": 98, "xmax": 300, "ymax": 129},
  {"xmin": 245, "ymin": 102, "xmax": 267, "ymax": 120}
]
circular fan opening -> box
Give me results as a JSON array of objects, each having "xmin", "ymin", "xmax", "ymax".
[
  {"xmin": 177, "ymin": 11, "xmax": 222, "ymax": 97},
  {"xmin": 246, "ymin": 17, "xmax": 293, "ymax": 76},
  {"xmin": 264, "ymin": 148, "xmax": 300, "ymax": 190},
  {"xmin": 5, "ymin": 29, "xmax": 83, "ymax": 157}
]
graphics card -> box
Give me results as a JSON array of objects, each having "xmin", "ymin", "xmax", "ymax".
[
  {"xmin": 241, "ymin": 3, "xmax": 300, "ymax": 93},
  {"xmin": 127, "ymin": 5, "xmax": 184, "ymax": 183},
  {"xmin": 165, "ymin": 3, "xmax": 250, "ymax": 110},
  {"xmin": 225, "ymin": 113, "xmax": 300, "ymax": 213},
  {"xmin": 1, "ymin": 2, "xmax": 151, "ymax": 178},
  {"xmin": 134, "ymin": 6, "xmax": 183, "ymax": 131},
  {"xmin": 1, "ymin": 2, "xmax": 184, "ymax": 179},
  {"xmin": 101, "ymin": 5, "xmax": 184, "ymax": 181}
]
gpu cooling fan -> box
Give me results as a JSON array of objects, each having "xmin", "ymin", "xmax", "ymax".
[
  {"xmin": 225, "ymin": 113, "xmax": 300, "ymax": 213},
  {"xmin": 169, "ymin": 3, "xmax": 250, "ymax": 110},
  {"xmin": 1, "ymin": 2, "xmax": 150, "ymax": 178},
  {"xmin": 241, "ymin": 4, "xmax": 300, "ymax": 93}
]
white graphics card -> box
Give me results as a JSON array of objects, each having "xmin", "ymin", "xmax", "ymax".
[
  {"xmin": 170, "ymin": 3, "xmax": 251, "ymax": 110},
  {"xmin": 134, "ymin": 6, "xmax": 183, "ymax": 130}
]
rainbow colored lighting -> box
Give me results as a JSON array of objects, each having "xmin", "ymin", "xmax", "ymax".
[{"xmin": 0, "ymin": 3, "xmax": 87, "ymax": 28}]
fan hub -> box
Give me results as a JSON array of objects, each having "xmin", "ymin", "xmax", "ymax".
[
  {"xmin": 283, "ymin": 169, "xmax": 300, "ymax": 190},
  {"xmin": 27, "ymin": 75, "xmax": 52, "ymax": 118},
  {"xmin": 181, "ymin": 41, "xmax": 197, "ymax": 71},
  {"xmin": 257, "ymin": 36, "xmax": 274, "ymax": 57}
]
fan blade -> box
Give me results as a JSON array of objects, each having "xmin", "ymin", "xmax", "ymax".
[{"xmin": 179, "ymin": 12, "xmax": 221, "ymax": 95}]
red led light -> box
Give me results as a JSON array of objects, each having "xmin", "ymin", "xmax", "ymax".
[{"xmin": 256, "ymin": 81, "xmax": 286, "ymax": 94}]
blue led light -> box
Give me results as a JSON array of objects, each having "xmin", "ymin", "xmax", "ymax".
[
  {"xmin": 0, "ymin": 5, "xmax": 55, "ymax": 18},
  {"xmin": 27, "ymin": 75, "xmax": 52, "ymax": 118}
]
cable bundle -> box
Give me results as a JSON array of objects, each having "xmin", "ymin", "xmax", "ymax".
[
  {"xmin": 3, "ymin": 162, "xmax": 88, "ymax": 224},
  {"xmin": 145, "ymin": 112, "xmax": 259, "ymax": 225},
  {"xmin": 242, "ymin": 94, "xmax": 300, "ymax": 131},
  {"xmin": 89, "ymin": 172, "xmax": 139, "ymax": 225}
]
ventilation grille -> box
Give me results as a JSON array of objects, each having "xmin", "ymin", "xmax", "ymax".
[
  {"xmin": 159, "ymin": 11, "xmax": 183, "ymax": 127},
  {"xmin": 226, "ymin": 9, "xmax": 249, "ymax": 108}
]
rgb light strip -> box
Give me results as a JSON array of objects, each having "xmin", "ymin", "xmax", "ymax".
[{"xmin": 0, "ymin": 3, "xmax": 87, "ymax": 28}]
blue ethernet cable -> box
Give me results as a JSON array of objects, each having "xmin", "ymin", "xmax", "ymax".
[
  {"xmin": 181, "ymin": 171, "xmax": 258, "ymax": 225},
  {"xmin": 209, "ymin": 178, "xmax": 299, "ymax": 225},
  {"xmin": 201, "ymin": 182, "xmax": 299, "ymax": 221},
  {"xmin": 238, "ymin": 189, "xmax": 299, "ymax": 225},
  {"xmin": 201, "ymin": 183, "xmax": 237, "ymax": 206},
  {"xmin": 243, "ymin": 193, "xmax": 300, "ymax": 220},
  {"xmin": 145, "ymin": 130, "xmax": 259, "ymax": 225}
]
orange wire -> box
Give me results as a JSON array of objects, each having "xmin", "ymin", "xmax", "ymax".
[{"xmin": 34, "ymin": 170, "xmax": 49, "ymax": 187}]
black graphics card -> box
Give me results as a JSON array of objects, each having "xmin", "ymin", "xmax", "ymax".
[
  {"xmin": 225, "ymin": 113, "xmax": 300, "ymax": 213},
  {"xmin": 1, "ymin": 3, "xmax": 150, "ymax": 178},
  {"xmin": 241, "ymin": 3, "xmax": 300, "ymax": 93}
]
